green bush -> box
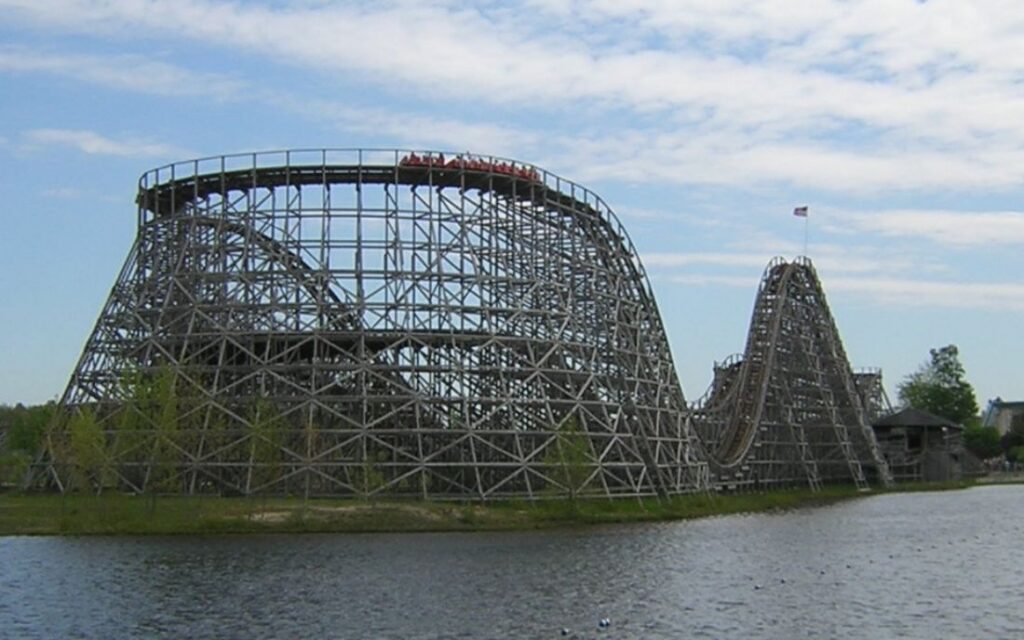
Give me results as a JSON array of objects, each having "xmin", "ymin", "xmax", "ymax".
[
  {"xmin": 542, "ymin": 415, "xmax": 594, "ymax": 501},
  {"xmin": 964, "ymin": 425, "xmax": 1002, "ymax": 460},
  {"xmin": 0, "ymin": 451, "xmax": 32, "ymax": 485}
]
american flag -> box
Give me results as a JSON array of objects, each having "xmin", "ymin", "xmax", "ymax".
[{"xmin": 793, "ymin": 206, "xmax": 808, "ymax": 217}]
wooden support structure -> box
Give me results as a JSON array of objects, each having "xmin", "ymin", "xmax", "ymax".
[{"xmin": 31, "ymin": 149, "xmax": 890, "ymax": 499}]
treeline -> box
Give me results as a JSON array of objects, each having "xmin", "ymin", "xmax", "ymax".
[
  {"xmin": 0, "ymin": 402, "xmax": 55, "ymax": 484},
  {"xmin": 48, "ymin": 368, "xmax": 296, "ymax": 495},
  {"xmin": 5, "ymin": 374, "xmax": 598, "ymax": 500}
]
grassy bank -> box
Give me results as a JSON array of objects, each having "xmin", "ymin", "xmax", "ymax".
[{"xmin": 0, "ymin": 482, "xmax": 976, "ymax": 536}]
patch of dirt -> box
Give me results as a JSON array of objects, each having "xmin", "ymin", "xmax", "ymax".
[
  {"xmin": 248, "ymin": 510, "xmax": 292, "ymax": 523},
  {"xmin": 248, "ymin": 503, "xmax": 448, "ymax": 523},
  {"xmin": 311, "ymin": 504, "xmax": 446, "ymax": 521}
]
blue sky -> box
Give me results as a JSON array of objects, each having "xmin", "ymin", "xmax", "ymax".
[{"xmin": 1, "ymin": 0, "xmax": 1022, "ymax": 410}]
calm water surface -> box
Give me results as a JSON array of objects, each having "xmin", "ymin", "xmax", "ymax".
[{"xmin": 1, "ymin": 485, "xmax": 1022, "ymax": 639}]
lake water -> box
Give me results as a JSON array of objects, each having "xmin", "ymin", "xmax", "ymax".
[{"xmin": 1, "ymin": 485, "xmax": 1022, "ymax": 639}]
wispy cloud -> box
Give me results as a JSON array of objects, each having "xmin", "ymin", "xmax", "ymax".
[
  {"xmin": 40, "ymin": 186, "xmax": 120, "ymax": 202},
  {"xmin": 663, "ymin": 273, "xmax": 757, "ymax": 289},
  {"xmin": 660, "ymin": 268, "xmax": 1024, "ymax": 312},
  {"xmin": 23, "ymin": 128, "xmax": 188, "ymax": 157},
  {"xmin": 4, "ymin": 0, "xmax": 1024, "ymax": 191},
  {"xmin": 41, "ymin": 186, "xmax": 87, "ymax": 199},
  {"xmin": 548, "ymin": 130, "xmax": 1024, "ymax": 192},
  {"xmin": 827, "ymin": 276, "xmax": 1024, "ymax": 311},
  {"xmin": 273, "ymin": 96, "xmax": 541, "ymax": 159},
  {"xmin": 645, "ymin": 252, "xmax": 777, "ymax": 270},
  {"xmin": 0, "ymin": 45, "xmax": 538, "ymax": 163},
  {"xmin": 643, "ymin": 234, "xmax": 945, "ymax": 278},
  {"xmin": 836, "ymin": 210, "xmax": 1024, "ymax": 247},
  {"xmin": 613, "ymin": 206, "xmax": 681, "ymax": 221},
  {"xmin": 0, "ymin": 45, "xmax": 245, "ymax": 99}
]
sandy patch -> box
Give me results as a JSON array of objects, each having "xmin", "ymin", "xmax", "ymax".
[{"xmin": 247, "ymin": 503, "xmax": 447, "ymax": 523}]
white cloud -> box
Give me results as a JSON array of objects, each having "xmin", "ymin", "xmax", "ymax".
[
  {"xmin": 663, "ymin": 273, "xmax": 758, "ymax": 289},
  {"xmin": 274, "ymin": 96, "xmax": 541, "ymax": 159},
  {"xmin": 41, "ymin": 187, "xmax": 87, "ymax": 199},
  {"xmin": 660, "ymin": 266, "xmax": 1024, "ymax": 311},
  {"xmin": 645, "ymin": 252, "xmax": 776, "ymax": 270},
  {"xmin": 826, "ymin": 276, "xmax": 1024, "ymax": 311},
  {"xmin": 650, "ymin": 250, "xmax": 885, "ymax": 276},
  {"xmin": 613, "ymin": 206, "xmax": 677, "ymax": 221},
  {"xmin": 23, "ymin": 128, "xmax": 188, "ymax": 157},
  {"xmin": 0, "ymin": 45, "xmax": 245, "ymax": 99},
  {"xmin": 0, "ymin": 45, "xmax": 539, "ymax": 164},
  {"xmin": 643, "ymin": 233, "xmax": 945, "ymax": 278},
  {"xmin": 838, "ymin": 210, "xmax": 1024, "ymax": 247},
  {"xmin": 4, "ymin": 1, "xmax": 1024, "ymax": 191}
]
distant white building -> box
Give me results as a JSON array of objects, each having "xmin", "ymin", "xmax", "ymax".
[{"xmin": 981, "ymin": 398, "xmax": 1024, "ymax": 435}]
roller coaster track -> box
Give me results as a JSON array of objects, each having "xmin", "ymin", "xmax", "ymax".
[
  {"xmin": 691, "ymin": 257, "xmax": 892, "ymax": 489},
  {"xmin": 36, "ymin": 150, "xmax": 890, "ymax": 498}
]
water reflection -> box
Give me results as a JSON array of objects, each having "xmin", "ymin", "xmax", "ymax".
[{"xmin": 1, "ymin": 485, "xmax": 1022, "ymax": 639}]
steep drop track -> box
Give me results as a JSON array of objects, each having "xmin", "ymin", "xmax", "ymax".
[{"xmin": 690, "ymin": 258, "xmax": 891, "ymax": 490}]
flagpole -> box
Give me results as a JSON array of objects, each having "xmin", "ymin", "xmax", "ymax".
[
  {"xmin": 793, "ymin": 205, "xmax": 809, "ymax": 257},
  {"xmin": 803, "ymin": 214, "xmax": 809, "ymax": 257}
]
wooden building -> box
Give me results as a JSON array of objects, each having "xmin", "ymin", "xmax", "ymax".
[{"xmin": 872, "ymin": 408, "xmax": 964, "ymax": 482}]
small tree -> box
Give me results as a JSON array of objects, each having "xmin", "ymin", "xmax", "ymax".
[
  {"xmin": 544, "ymin": 415, "xmax": 594, "ymax": 501},
  {"xmin": 42, "ymin": 410, "xmax": 73, "ymax": 491},
  {"xmin": 201, "ymin": 411, "xmax": 230, "ymax": 494},
  {"xmin": 0, "ymin": 451, "xmax": 31, "ymax": 486},
  {"xmin": 354, "ymin": 446, "xmax": 386, "ymax": 500},
  {"xmin": 112, "ymin": 369, "xmax": 153, "ymax": 489},
  {"xmin": 898, "ymin": 345, "xmax": 978, "ymax": 425},
  {"xmin": 146, "ymin": 367, "xmax": 181, "ymax": 496},
  {"xmin": 67, "ymin": 407, "xmax": 107, "ymax": 493},
  {"xmin": 248, "ymin": 400, "xmax": 287, "ymax": 496}
]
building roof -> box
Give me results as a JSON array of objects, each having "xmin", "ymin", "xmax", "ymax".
[
  {"xmin": 872, "ymin": 407, "xmax": 963, "ymax": 430},
  {"xmin": 982, "ymin": 399, "xmax": 1024, "ymax": 429},
  {"xmin": 988, "ymin": 399, "xmax": 1024, "ymax": 409}
]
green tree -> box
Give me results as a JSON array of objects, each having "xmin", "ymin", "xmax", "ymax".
[
  {"xmin": 112, "ymin": 369, "xmax": 153, "ymax": 489},
  {"xmin": 897, "ymin": 345, "xmax": 978, "ymax": 424},
  {"xmin": 67, "ymin": 407, "xmax": 107, "ymax": 492},
  {"xmin": 248, "ymin": 400, "xmax": 287, "ymax": 495},
  {"xmin": 352, "ymin": 445, "xmax": 386, "ymax": 500},
  {"xmin": 1, "ymin": 402, "xmax": 55, "ymax": 455},
  {"xmin": 544, "ymin": 415, "xmax": 594, "ymax": 501},
  {"xmin": 1000, "ymin": 422, "xmax": 1024, "ymax": 457},
  {"xmin": 0, "ymin": 402, "xmax": 55, "ymax": 487},
  {"xmin": 963, "ymin": 425, "xmax": 1002, "ymax": 459},
  {"xmin": 146, "ymin": 367, "xmax": 181, "ymax": 493},
  {"xmin": 0, "ymin": 451, "xmax": 32, "ymax": 486}
]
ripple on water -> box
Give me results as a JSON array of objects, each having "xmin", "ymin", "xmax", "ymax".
[{"xmin": 1, "ymin": 485, "xmax": 1023, "ymax": 639}]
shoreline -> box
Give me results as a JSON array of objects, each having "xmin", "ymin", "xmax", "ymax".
[{"xmin": 0, "ymin": 481, "xmax": 984, "ymax": 536}]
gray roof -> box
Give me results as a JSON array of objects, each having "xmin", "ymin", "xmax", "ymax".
[
  {"xmin": 989, "ymin": 399, "xmax": 1024, "ymax": 409},
  {"xmin": 872, "ymin": 407, "xmax": 962, "ymax": 430}
]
